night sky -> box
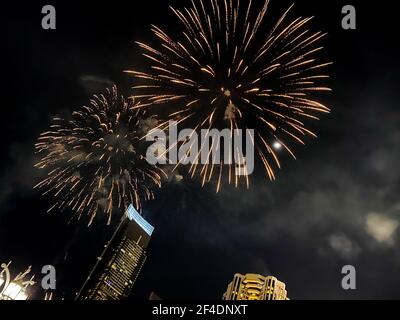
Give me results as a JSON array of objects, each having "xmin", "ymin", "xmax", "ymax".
[{"xmin": 1, "ymin": 0, "xmax": 400, "ymax": 300}]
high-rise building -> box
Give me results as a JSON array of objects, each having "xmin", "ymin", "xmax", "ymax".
[
  {"xmin": 76, "ymin": 205, "xmax": 154, "ymax": 300},
  {"xmin": 223, "ymin": 273, "xmax": 289, "ymax": 300}
]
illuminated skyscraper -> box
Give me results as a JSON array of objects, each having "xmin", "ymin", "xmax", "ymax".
[
  {"xmin": 223, "ymin": 273, "xmax": 289, "ymax": 300},
  {"xmin": 76, "ymin": 205, "xmax": 154, "ymax": 300}
]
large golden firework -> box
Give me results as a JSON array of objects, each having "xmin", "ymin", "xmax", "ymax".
[
  {"xmin": 34, "ymin": 86, "xmax": 166, "ymax": 224},
  {"xmin": 127, "ymin": 0, "xmax": 332, "ymax": 191}
]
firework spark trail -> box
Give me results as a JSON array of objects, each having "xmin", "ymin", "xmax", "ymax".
[
  {"xmin": 34, "ymin": 86, "xmax": 166, "ymax": 225},
  {"xmin": 127, "ymin": 0, "xmax": 332, "ymax": 191}
]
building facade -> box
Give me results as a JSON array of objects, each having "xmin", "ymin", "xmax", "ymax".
[
  {"xmin": 223, "ymin": 273, "xmax": 289, "ymax": 300},
  {"xmin": 76, "ymin": 205, "xmax": 154, "ymax": 300}
]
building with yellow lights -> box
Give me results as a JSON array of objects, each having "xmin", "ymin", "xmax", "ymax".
[
  {"xmin": 76, "ymin": 205, "xmax": 154, "ymax": 300},
  {"xmin": 223, "ymin": 273, "xmax": 289, "ymax": 300}
]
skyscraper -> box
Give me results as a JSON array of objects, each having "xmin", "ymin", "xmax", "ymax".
[
  {"xmin": 223, "ymin": 273, "xmax": 289, "ymax": 300},
  {"xmin": 76, "ymin": 205, "xmax": 154, "ymax": 300}
]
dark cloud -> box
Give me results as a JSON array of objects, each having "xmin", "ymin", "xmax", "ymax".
[
  {"xmin": 79, "ymin": 75, "xmax": 114, "ymax": 95},
  {"xmin": 0, "ymin": 143, "xmax": 39, "ymax": 213}
]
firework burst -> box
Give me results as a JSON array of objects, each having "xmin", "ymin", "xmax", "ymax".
[
  {"xmin": 127, "ymin": 0, "xmax": 332, "ymax": 191},
  {"xmin": 34, "ymin": 86, "xmax": 166, "ymax": 225}
]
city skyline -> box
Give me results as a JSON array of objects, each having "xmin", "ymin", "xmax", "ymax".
[{"xmin": 1, "ymin": 0, "xmax": 400, "ymax": 301}]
